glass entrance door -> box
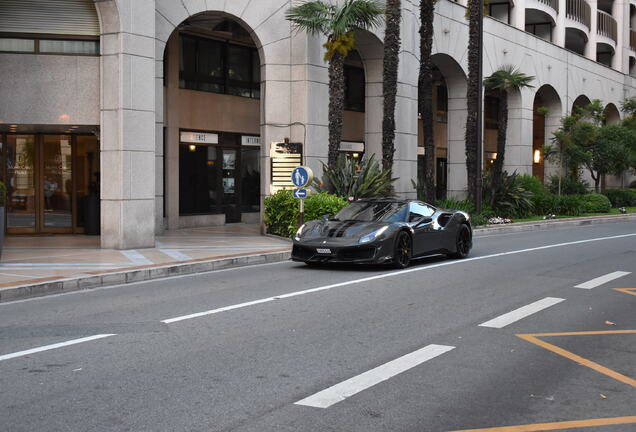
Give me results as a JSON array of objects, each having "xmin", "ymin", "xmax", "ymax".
[{"xmin": 3, "ymin": 134, "xmax": 99, "ymax": 234}]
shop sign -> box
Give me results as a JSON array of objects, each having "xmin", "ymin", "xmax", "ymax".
[
  {"xmin": 339, "ymin": 141, "xmax": 365, "ymax": 153},
  {"xmin": 241, "ymin": 136, "xmax": 261, "ymax": 146},
  {"xmin": 180, "ymin": 131, "xmax": 218, "ymax": 144},
  {"xmin": 270, "ymin": 141, "xmax": 303, "ymax": 192}
]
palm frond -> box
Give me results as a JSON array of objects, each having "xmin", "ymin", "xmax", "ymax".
[
  {"xmin": 332, "ymin": 0, "xmax": 384, "ymax": 38},
  {"xmin": 286, "ymin": 1, "xmax": 333, "ymax": 35},
  {"xmin": 484, "ymin": 64, "xmax": 535, "ymax": 92}
]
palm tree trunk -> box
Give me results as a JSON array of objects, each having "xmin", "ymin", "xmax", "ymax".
[
  {"xmin": 419, "ymin": 0, "xmax": 436, "ymax": 204},
  {"xmin": 465, "ymin": 0, "xmax": 481, "ymax": 203},
  {"xmin": 490, "ymin": 89, "xmax": 508, "ymax": 208},
  {"xmin": 328, "ymin": 51, "xmax": 346, "ymax": 170},
  {"xmin": 382, "ymin": 0, "xmax": 401, "ymax": 173}
]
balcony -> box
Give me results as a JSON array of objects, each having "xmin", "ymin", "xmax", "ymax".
[
  {"xmin": 597, "ymin": 10, "xmax": 617, "ymax": 43},
  {"xmin": 535, "ymin": 0, "xmax": 559, "ymax": 13},
  {"xmin": 566, "ymin": 0, "xmax": 591, "ymax": 30}
]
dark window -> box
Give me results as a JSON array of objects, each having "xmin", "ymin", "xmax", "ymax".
[
  {"xmin": 179, "ymin": 33, "xmax": 260, "ymax": 99},
  {"xmin": 241, "ymin": 146, "xmax": 260, "ymax": 212},
  {"xmin": 436, "ymin": 85, "xmax": 448, "ymax": 123},
  {"xmin": 525, "ymin": 23, "xmax": 552, "ymax": 42},
  {"xmin": 0, "ymin": 37, "xmax": 98, "ymax": 55},
  {"xmin": 179, "ymin": 144, "xmax": 222, "ymax": 215},
  {"xmin": 485, "ymin": 95, "xmax": 499, "ymax": 130},
  {"xmin": 488, "ymin": 3, "xmax": 510, "ymax": 23},
  {"xmin": 344, "ymin": 65, "xmax": 365, "ymax": 112}
]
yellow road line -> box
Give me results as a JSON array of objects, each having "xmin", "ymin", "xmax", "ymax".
[
  {"xmin": 449, "ymin": 416, "xmax": 636, "ymax": 432},
  {"xmin": 516, "ymin": 331, "xmax": 636, "ymax": 388},
  {"xmin": 614, "ymin": 288, "xmax": 636, "ymax": 296}
]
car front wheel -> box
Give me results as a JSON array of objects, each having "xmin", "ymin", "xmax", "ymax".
[{"xmin": 393, "ymin": 231, "xmax": 412, "ymax": 269}]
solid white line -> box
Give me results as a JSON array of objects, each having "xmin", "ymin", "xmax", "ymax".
[
  {"xmin": 161, "ymin": 232, "xmax": 636, "ymax": 324},
  {"xmin": 121, "ymin": 250, "xmax": 153, "ymax": 265},
  {"xmin": 479, "ymin": 297, "xmax": 565, "ymax": 328},
  {"xmin": 159, "ymin": 249, "xmax": 192, "ymax": 261},
  {"xmin": 574, "ymin": 271, "xmax": 631, "ymax": 289},
  {"xmin": 0, "ymin": 334, "xmax": 116, "ymax": 362},
  {"xmin": 295, "ymin": 344, "xmax": 455, "ymax": 408}
]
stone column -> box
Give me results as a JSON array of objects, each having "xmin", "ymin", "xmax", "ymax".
[
  {"xmin": 585, "ymin": 0, "xmax": 598, "ymax": 61},
  {"xmin": 612, "ymin": 0, "xmax": 629, "ymax": 72},
  {"xmin": 446, "ymin": 90, "xmax": 468, "ymax": 199},
  {"xmin": 164, "ymin": 33, "xmax": 180, "ymax": 230},
  {"xmin": 503, "ymin": 89, "xmax": 533, "ymax": 175},
  {"xmin": 510, "ymin": 0, "xmax": 526, "ymax": 31},
  {"xmin": 100, "ymin": 0, "xmax": 156, "ymax": 249},
  {"xmin": 554, "ymin": 0, "xmax": 567, "ymax": 47}
]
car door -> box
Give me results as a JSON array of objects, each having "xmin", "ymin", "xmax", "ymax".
[{"xmin": 408, "ymin": 202, "xmax": 437, "ymax": 256}]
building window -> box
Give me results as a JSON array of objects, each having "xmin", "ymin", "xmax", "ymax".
[
  {"xmin": 0, "ymin": 36, "xmax": 98, "ymax": 55},
  {"xmin": 488, "ymin": 3, "xmax": 510, "ymax": 24},
  {"xmin": 525, "ymin": 23, "xmax": 552, "ymax": 42},
  {"xmin": 179, "ymin": 33, "xmax": 260, "ymax": 99},
  {"xmin": 485, "ymin": 95, "xmax": 500, "ymax": 130},
  {"xmin": 344, "ymin": 65, "xmax": 365, "ymax": 112},
  {"xmin": 436, "ymin": 85, "xmax": 448, "ymax": 123}
]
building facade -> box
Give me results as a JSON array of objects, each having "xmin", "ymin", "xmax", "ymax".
[{"xmin": 0, "ymin": 0, "xmax": 635, "ymax": 249}]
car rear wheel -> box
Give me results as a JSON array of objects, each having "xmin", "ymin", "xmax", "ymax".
[
  {"xmin": 449, "ymin": 224, "xmax": 471, "ymax": 259},
  {"xmin": 393, "ymin": 231, "xmax": 412, "ymax": 269}
]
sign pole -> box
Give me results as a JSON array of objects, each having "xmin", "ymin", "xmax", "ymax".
[
  {"xmin": 299, "ymin": 197, "xmax": 304, "ymax": 226},
  {"xmin": 290, "ymin": 166, "xmax": 313, "ymax": 228}
]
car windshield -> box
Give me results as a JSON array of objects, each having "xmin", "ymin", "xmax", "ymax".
[{"xmin": 333, "ymin": 201, "xmax": 407, "ymax": 222}]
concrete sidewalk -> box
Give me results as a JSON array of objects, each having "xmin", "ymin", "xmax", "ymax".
[
  {"xmin": 0, "ymin": 224, "xmax": 290, "ymax": 302},
  {"xmin": 1, "ymin": 213, "xmax": 634, "ymax": 302}
]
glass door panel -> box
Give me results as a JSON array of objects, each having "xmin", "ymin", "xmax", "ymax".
[
  {"xmin": 75, "ymin": 135, "xmax": 100, "ymax": 230},
  {"xmin": 6, "ymin": 135, "xmax": 36, "ymax": 230},
  {"xmin": 42, "ymin": 135, "xmax": 72, "ymax": 229},
  {"xmin": 222, "ymin": 148, "xmax": 240, "ymax": 222}
]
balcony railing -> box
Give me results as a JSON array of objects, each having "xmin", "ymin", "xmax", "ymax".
[
  {"xmin": 597, "ymin": 10, "xmax": 618, "ymax": 43},
  {"xmin": 631, "ymin": 30, "xmax": 636, "ymax": 52},
  {"xmin": 535, "ymin": 0, "xmax": 559, "ymax": 13},
  {"xmin": 566, "ymin": 0, "xmax": 591, "ymax": 29}
]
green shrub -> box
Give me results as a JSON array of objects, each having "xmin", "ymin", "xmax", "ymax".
[
  {"xmin": 483, "ymin": 171, "xmax": 535, "ymax": 218},
  {"xmin": 517, "ymin": 174, "xmax": 546, "ymax": 197},
  {"xmin": 314, "ymin": 154, "xmax": 396, "ymax": 199},
  {"xmin": 602, "ymin": 189, "xmax": 636, "ymax": 207},
  {"xmin": 579, "ymin": 193, "xmax": 611, "ymax": 213},
  {"xmin": 303, "ymin": 192, "xmax": 347, "ymax": 222},
  {"xmin": 0, "ymin": 181, "xmax": 6, "ymax": 207},
  {"xmin": 264, "ymin": 190, "xmax": 347, "ymax": 238},
  {"xmin": 548, "ymin": 175, "xmax": 590, "ymax": 195},
  {"xmin": 264, "ymin": 190, "xmax": 298, "ymax": 238},
  {"xmin": 533, "ymin": 194, "xmax": 584, "ymax": 216}
]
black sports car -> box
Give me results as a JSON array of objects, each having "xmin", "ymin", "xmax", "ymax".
[{"xmin": 292, "ymin": 199, "xmax": 472, "ymax": 268}]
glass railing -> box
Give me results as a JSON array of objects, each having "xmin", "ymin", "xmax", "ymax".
[
  {"xmin": 596, "ymin": 10, "xmax": 617, "ymax": 43},
  {"xmin": 566, "ymin": 0, "xmax": 591, "ymax": 29}
]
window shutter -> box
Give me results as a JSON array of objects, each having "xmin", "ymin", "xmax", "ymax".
[{"xmin": 0, "ymin": 0, "xmax": 99, "ymax": 36}]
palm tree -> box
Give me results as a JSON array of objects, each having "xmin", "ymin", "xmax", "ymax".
[
  {"xmin": 382, "ymin": 0, "xmax": 401, "ymax": 173},
  {"xmin": 484, "ymin": 65, "xmax": 534, "ymax": 207},
  {"xmin": 286, "ymin": 0, "xmax": 384, "ymax": 171},
  {"xmin": 464, "ymin": 0, "xmax": 482, "ymax": 204},
  {"xmin": 418, "ymin": 0, "xmax": 437, "ymax": 203}
]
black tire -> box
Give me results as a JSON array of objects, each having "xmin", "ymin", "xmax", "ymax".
[
  {"xmin": 449, "ymin": 224, "xmax": 471, "ymax": 259},
  {"xmin": 392, "ymin": 231, "xmax": 412, "ymax": 269}
]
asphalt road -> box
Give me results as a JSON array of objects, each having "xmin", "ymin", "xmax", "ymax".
[{"xmin": 1, "ymin": 221, "xmax": 635, "ymax": 432}]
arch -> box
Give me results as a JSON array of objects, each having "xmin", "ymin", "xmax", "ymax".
[
  {"xmin": 564, "ymin": 27, "xmax": 588, "ymax": 56},
  {"xmin": 429, "ymin": 53, "xmax": 468, "ymax": 199},
  {"xmin": 604, "ymin": 103, "xmax": 621, "ymax": 124},
  {"xmin": 160, "ymin": 9, "xmax": 265, "ymax": 229},
  {"xmin": 533, "ymin": 85, "xmax": 563, "ymax": 182},
  {"xmin": 572, "ymin": 94, "xmax": 592, "ymax": 114}
]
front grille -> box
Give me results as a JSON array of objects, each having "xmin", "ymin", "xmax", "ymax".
[
  {"xmin": 292, "ymin": 244, "xmax": 314, "ymax": 260},
  {"xmin": 338, "ymin": 246, "xmax": 376, "ymax": 261}
]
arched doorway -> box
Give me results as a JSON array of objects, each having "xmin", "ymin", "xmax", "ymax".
[
  {"xmin": 426, "ymin": 54, "xmax": 468, "ymax": 199},
  {"xmin": 533, "ymin": 85, "xmax": 562, "ymax": 182},
  {"xmin": 162, "ymin": 12, "xmax": 263, "ymax": 228},
  {"xmin": 572, "ymin": 94, "xmax": 592, "ymax": 114},
  {"xmin": 603, "ymin": 103, "xmax": 621, "ymax": 125}
]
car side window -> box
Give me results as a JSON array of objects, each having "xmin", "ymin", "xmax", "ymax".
[{"xmin": 408, "ymin": 202, "xmax": 435, "ymax": 222}]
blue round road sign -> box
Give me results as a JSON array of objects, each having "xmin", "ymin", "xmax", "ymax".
[{"xmin": 291, "ymin": 166, "xmax": 313, "ymax": 188}]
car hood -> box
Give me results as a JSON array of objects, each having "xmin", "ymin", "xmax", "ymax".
[{"xmin": 300, "ymin": 220, "xmax": 392, "ymax": 241}]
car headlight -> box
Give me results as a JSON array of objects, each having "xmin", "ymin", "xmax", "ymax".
[
  {"xmin": 359, "ymin": 226, "xmax": 389, "ymax": 244},
  {"xmin": 294, "ymin": 224, "xmax": 306, "ymax": 241}
]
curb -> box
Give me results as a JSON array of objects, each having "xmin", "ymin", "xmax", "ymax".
[
  {"xmin": 0, "ymin": 250, "xmax": 291, "ymax": 303},
  {"xmin": 473, "ymin": 213, "xmax": 636, "ymax": 236},
  {"xmin": 1, "ymin": 213, "xmax": 633, "ymax": 303}
]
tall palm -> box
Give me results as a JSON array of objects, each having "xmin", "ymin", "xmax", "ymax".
[
  {"xmin": 382, "ymin": 0, "xmax": 401, "ymax": 173},
  {"xmin": 286, "ymin": 0, "xmax": 384, "ymax": 170},
  {"xmin": 484, "ymin": 65, "xmax": 534, "ymax": 208},
  {"xmin": 464, "ymin": 0, "xmax": 482, "ymax": 204},
  {"xmin": 418, "ymin": 0, "xmax": 437, "ymax": 203}
]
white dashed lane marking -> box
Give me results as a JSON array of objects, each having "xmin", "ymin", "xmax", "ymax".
[
  {"xmin": 479, "ymin": 297, "xmax": 565, "ymax": 329},
  {"xmin": 574, "ymin": 271, "xmax": 631, "ymax": 289}
]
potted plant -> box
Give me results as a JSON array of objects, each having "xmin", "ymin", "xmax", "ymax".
[{"xmin": 0, "ymin": 181, "xmax": 6, "ymax": 259}]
